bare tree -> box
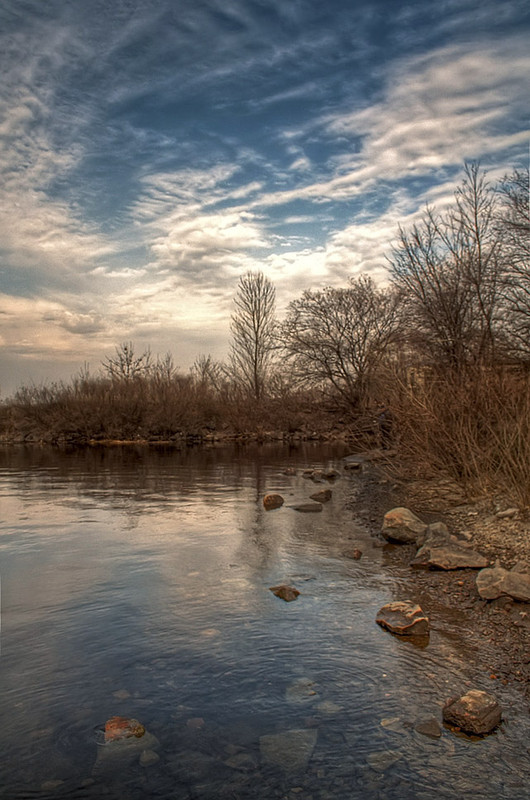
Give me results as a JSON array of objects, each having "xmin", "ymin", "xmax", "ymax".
[
  {"xmin": 390, "ymin": 163, "xmax": 504, "ymax": 369},
  {"xmin": 497, "ymin": 167, "xmax": 530, "ymax": 357},
  {"xmin": 229, "ymin": 271, "xmax": 277, "ymax": 401},
  {"xmin": 102, "ymin": 341, "xmax": 152, "ymax": 381},
  {"xmin": 282, "ymin": 274, "xmax": 402, "ymax": 409}
]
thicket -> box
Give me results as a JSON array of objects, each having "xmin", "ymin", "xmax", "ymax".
[{"xmin": 1, "ymin": 164, "xmax": 529, "ymax": 502}]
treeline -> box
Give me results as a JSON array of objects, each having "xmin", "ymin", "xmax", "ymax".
[{"xmin": 1, "ymin": 164, "xmax": 529, "ymax": 502}]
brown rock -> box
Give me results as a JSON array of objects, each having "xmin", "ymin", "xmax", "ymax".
[
  {"xmin": 104, "ymin": 716, "xmax": 145, "ymax": 742},
  {"xmin": 376, "ymin": 601, "xmax": 430, "ymax": 636},
  {"xmin": 442, "ymin": 690, "xmax": 502, "ymax": 735},
  {"xmin": 414, "ymin": 718, "xmax": 442, "ymax": 739},
  {"xmin": 269, "ymin": 584, "xmax": 300, "ymax": 602},
  {"xmin": 292, "ymin": 503, "xmax": 323, "ymax": 513},
  {"xmin": 263, "ymin": 493, "xmax": 284, "ymax": 510},
  {"xmin": 381, "ymin": 508, "xmax": 427, "ymax": 544},
  {"xmin": 476, "ymin": 563, "xmax": 530, "ymax": 602},
  {"xmin": 412, "ymin": 540, "xmax": 489, "ymax": 570},
  {"xmin": 309, "ymin": 489, "xmax": 332, "ymax": 503}
]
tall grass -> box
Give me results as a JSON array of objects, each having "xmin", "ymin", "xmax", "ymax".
[{"xmin": 388, "ymin": 365, "xmax": 530, "ymax": 506}]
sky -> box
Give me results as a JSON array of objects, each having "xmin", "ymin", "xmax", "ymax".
[{"xmin": 1, "ymin": 0, "xmax": 529, "ymax": 396}]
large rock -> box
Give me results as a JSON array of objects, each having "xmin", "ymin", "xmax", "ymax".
[
  {"xmin": 93, "ymin": 718, "xmax": 159, "ymax": 777},
  {"xmin": 263, "ymin": 493, "xmax": 284, "ymax": 510},
  {"xmin": 412, "ymin": 536, "xmax": 489, "ymax": 570},
  {"xmin": 381, "ymin": 508, "xmax": 427, "ymax": 544},
  {"xmin": 442, "ymin": 690, "xmax": 502, "ymax": 735},
  {"xmin": 259, "ymin": 729, "xmax": 317, "ymax": 772},
  {"xmin": 376, "ymin": 601, "xmax": 430, "ymax": 636},
  {"xmin": 476, "ymin": 562, "xmax": 530, "ymax": 602}
]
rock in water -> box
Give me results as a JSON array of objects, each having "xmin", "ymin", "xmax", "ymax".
[
  {"xmin": 292, "ymin": 503, "xmax": 323, "ymax": 513},
  {"xmin": 285, "ymin": 678, "xmax": 318, "ymax": 705},
  {"xmin": 414, "ymin": 718, "xmax": 442, "ymax": 739},
  {"xmin": 376, "ymin": 601, "xmax": 430, "ymax": 636},
  {"xmin": 259, "ymin": 729, "xmax": 317, "ymax": 772},
  {"xmin": 263, "ymin": 493, "xmax": 284, "ymax": 510},
  {"xmin": 309, "ymin": 489, "xmax": 332, "ymax": 503},
  {"xmin": 381, "ymin": 508, "xmax": 427, "ymax": 544},
  {"xmin": 442, "ymin": 690, "xmax": 502, "ymax": 735},
  {"xmin": 104, "ymin": 716, "xmax": 145, "ymax": 742},
  {"xmin": 269, "ymin": 584, "xmax": 300, "ymax": 602}
]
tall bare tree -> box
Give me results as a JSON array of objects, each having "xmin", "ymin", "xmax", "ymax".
[
  {"xmin": 498, "ymin": 167, "xmax": 530, "ymax": 358},
  {"xmin": 390, "ymin": 163, "xmax": 503, "ymax": 369},
  {"xmin": 230, "ymin": 271, "xmax": 277, "ymax": 401},
  {"xmin": 282, "ymin": 274, "xmax": 402, "ymax": 409}
]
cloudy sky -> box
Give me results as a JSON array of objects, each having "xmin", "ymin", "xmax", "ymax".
[{"xmin": 1, "ymin": 0, "xmax": 528, "ymax": 395}]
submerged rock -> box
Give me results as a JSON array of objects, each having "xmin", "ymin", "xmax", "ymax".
[
  {"xmin": 104, "ymin": 716, "xmax": 145, "ymax": 742},
  {"xmin": 263, "ymin": 493, "xmax": 284, "ymax": 510},
  {"xmin": 376, "ymin": 601, "xmax": 430, "ymax": 636},
  {"xmin": 322, "ymin": 468, "xmax": 340, "ymax": 481},
  {"xmin": 285, "ymin": 678, "xmax": 318, "ymax": 705},
  {"xmin": 269, "ymin": 584, "xmax": 300, "ymax": 602},
  {"xmin": 381, "ymin": 507, "xmax": 427, "ymax": 544},
  {"xmin": 442, "ymin": 690, "xmax": 502, "ymax": 735},
  {"xmin": 309, "ymin": 489, "xmax": 332, "ymax": 503},
  {"xmin": 414, "ymin": 718, "xmax": 442, "ymax": 739},
  {"xmin": 292, "ymin": 503, "xmax": 323, "ymax": 513},
  {"xmin": 476, "ymin": 562, "xmax": 530, "ymax": 602},
  {"xmin": 259, "ymin": 728, "xmax": 317, "ymax": 772}
]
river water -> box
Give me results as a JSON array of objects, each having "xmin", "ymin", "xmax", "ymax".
[{"xmin": 0, "ymin": 443, "xmax": 528, "ymax": 800}]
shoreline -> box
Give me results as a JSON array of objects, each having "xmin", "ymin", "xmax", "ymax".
[{"xmin": 350, "ymin": 457, "xmax": 530, "ymax": 700}]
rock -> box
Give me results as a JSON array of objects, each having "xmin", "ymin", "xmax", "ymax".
[
  {"xmin": 93, "ymin": 726, "xmax": 160, "ymax": 777},
  {"xmin": 269, "ymin": 584, "xmax": 300, "ymax": 602},
  {"xmin": 292, "ymin": 503, "xmax": 323, "ymax": 513},
  {"xmin": 322, "ymin": 468, "xmax": 340, "ymax": 481},
  {"xmin": 310, "ymin": 469, "xmax": 324, "ymax": 482},
  {"xmin": 416, "ymin": 521, "xmax": 450, "ymax": 547},
  {"xmin": 186, "ymin": 717, "xmax": 205, "ymax": 730},
  {"xmin": 283, "ymin": 468, "xmax": 297, "ymax": 475},
  {"xmin": 41, "ymin": 780, "xmax": 65, "ymax": 792},
  {"xmin": 496, "ymin": 507, "xmax": 518, "ymax": 519},
  {"xmin": 344, "ymin": 549, "xmax": 363, "ymax": 560},
  {"xmin": 376, "ymin": 601, "xmax": 430, "ymax": 636},
  {"xmin": 225, "ymin": 752, "xmax": 258, "ymax": 771},
  {"xmin": 412, "ymin": 539, "xmax": 489, "ymax": 570},
  {"xmin": 139, "ymin": 749, "xmax": 160, "ymax": 767},
  {"xmin": 343, "ymin": 460, "xmax": 362, "ymax": 471},
  {"xmin": 414, "ymin": 718, "xmax": 442, "ymax": 739},
  {"xmin": 259, "ymin": 729, "xmax": 317, "ymax": 772},
  {"xmin": 476, "ymin": 563, "xmax": 530, "ymax": 602},
  {"xmin": 263, "ymin": 493, "xmax": 284, "ymax": 510},
  {"xmin": 104, "ymin": 716, "xmax": 145, "ymax": 742},
  {"xmin": 381, "ymin": 507, "xmax": 427, "ymax": 544},
  {"xmin": 366, "ymin": 750, "xmax": 402, "ymax": 772},
  {"xmin": 309, "ymin": 489, "xmax": 332, "ymax": 503},
  {"xmin": 285, "ymin": 678, "xmax": 318, "ymax": 705},
  {"xmin": 316, "ymin": 701, "xmax": 342, "ymax": 715},
  {"xmin": 442, "ymin": 690, "xmax": 502, "ymax": 735},
  {"xmin": 112, "ymin": 689, "xmax": 131, "ymax": 700}
]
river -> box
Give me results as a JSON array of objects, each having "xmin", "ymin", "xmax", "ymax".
[{"xmin": 0, "ymin": 443, "xmax": 528, "ymax": 799}]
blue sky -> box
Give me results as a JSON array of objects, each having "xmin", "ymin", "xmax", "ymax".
[{"xmin": 1, "ymin": 0, "xmax": 529, "ymax": 395}]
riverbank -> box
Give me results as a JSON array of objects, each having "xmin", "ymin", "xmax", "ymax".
[{"xmin": 347, "ymin": 453, "xmax": 530, "ymax": 699}]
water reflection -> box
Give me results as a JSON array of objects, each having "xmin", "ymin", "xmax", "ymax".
[{"xmin": 0, "ymin": 443, "xmax": 529, "ymax": 799}]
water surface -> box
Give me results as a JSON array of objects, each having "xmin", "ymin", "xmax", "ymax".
[{"xmin": 0, "ymin": 443, "xmax": 528, "ymax": 799}]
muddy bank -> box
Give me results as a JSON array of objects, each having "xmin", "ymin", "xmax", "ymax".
[{"xmin": 346, "ymin": 454, "xmax": 530, "ymax": 699}]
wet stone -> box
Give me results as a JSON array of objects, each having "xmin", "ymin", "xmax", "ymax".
[
  {"xmin": 309, "ymin": 489, "xmax": 332, "ymax": 503},
  {"xmin": 286, "ymin": 678, "xmax": 319, "ymax": 705},
  {"xmin": 442, "ymin": 690, "xmax": 502, "ymax": 735},
  {"xmin": 259, "ymin": 728, "xmax": 318, "ymax": 772},
  {"xmin": 263, "ymin": 493, "xmax": 285, "ymax": 510},
  {"xmin": 292, "ymin": 503, "xmax": 323, "ymax": 513},
  {"xmin": 376, "ymin": 601, "xmax": 430, "ymax": 636},
  {"xmin": 414, "ymin": 718, "xmax": 442, "ymax": 739},
  {"xmin": 269, "ymin": 584, "xmax": 300, "ymax": 602}
]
